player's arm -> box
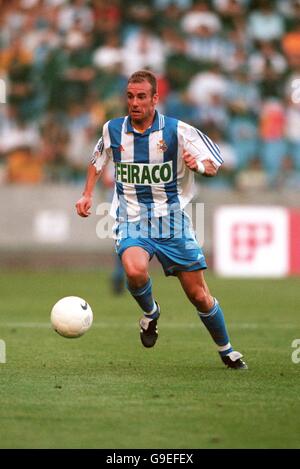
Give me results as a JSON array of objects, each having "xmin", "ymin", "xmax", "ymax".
[
  {"xmin": 76, "ymin": 133, "xmax": 110, "ymax": 217},
  {"xmin": 182, "ymin": 151, "xmax": 218, "ymax": 177},
  {"xmin": 76, "ymin": 163, "xmax": 102, "ymax": 217},
  {"xmin": 179, "ymin": 122, "xmax": 223, "ymax": 177}
]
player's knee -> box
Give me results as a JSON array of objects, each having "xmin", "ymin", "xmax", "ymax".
[
  {"xmin": 124, "ymin": 264, "xmax": 148, "ymax": 288},
  {"xmin": 189, "ymin": 287, "xmax": 211, "ymax": 310}
]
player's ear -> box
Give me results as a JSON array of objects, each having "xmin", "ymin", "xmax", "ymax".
[{"xmin": 153, "ymin": 93, "xmax": 159, "ymax": 105}]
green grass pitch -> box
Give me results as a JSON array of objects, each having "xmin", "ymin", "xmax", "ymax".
[{"xmin": 0, "ymin": 269, "xmax": 299, "ymax": 449}]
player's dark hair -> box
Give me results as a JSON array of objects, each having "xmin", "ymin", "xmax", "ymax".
[{"xmin": 127, "ymin": 70, "xmax": 157, "ymax": 96}]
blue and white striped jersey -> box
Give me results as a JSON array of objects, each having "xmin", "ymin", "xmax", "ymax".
[{"xmin": 91, "ymin": 111, "xmax": 223, "ymax": 222}]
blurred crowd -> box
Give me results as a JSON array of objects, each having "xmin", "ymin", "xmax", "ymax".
[{"xmin": 0, "ymin": 0, "xmax": 300, "ymax": 190}]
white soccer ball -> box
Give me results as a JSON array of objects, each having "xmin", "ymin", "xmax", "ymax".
[{"xmin": 51, "ymin": 296, "xmax": 93, "ymax": 338}]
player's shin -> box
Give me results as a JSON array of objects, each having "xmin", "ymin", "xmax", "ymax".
[
  {"xmin": 197, "ymin": 298, "xmax": 233, "ymax": 355},
  {"xmin": 127, "ymin": 278, "xmax": 158, "ymax": 318}
]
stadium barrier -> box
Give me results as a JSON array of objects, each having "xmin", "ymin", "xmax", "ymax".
[{"xmin": 0, "ymin": 184, "xmax": 299, "ymax": 275}]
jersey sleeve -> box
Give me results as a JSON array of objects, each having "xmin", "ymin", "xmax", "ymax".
[
  {"xmin": 90, "ymin": 121, "xmax": 111, "ymax": 173},
  {"xmin": 178, "ymin": 121, "xmax": 224, "ymax": 167}
]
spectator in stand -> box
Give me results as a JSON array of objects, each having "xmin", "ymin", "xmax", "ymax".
[
  {"xmin": 198, "ymin": 94, "xmax": 229, "ymax": 131},
  {"xmin": 277, "ymin": 0, "xmax": 300, "ymax": 31},
  {"xmin": 39, "ymin": 112, "xmax": 70, "ymax": 183},
  {"xmin": 259, "ymin": 98, "xmax": 287, "ymax": 187},
  {"xmin": 0, "ymin": 106, "xmax": 43, "ymax": 184},
  {"xmin": 164, "ymin": 30, "xmax": 198, "ymax": 92},
  {"xmin": 225, "ymin": 15, "xmax": 251, "ymax": 52},
  {"xmin": 62, "ymin": 26, "xmax": 96, "ymax": 104},
  {"xmin": 0, "ymin": 0, "xmax": 299, "ymax": 190},
  {"xmin": 228, "ymin": 113, "xmax": 259, "ymax": 172},
  {"xmin": 213, "ymin": 0, "xmax": 250, "ymax": 19},
  {"xmin": 218, "ymin": 15, "xmax": 252, "ymax": 73},
  {"xmin": 248, "ymin": 0, "xmax": 285, "ymax": 43},
  {"xmin": 285, "ymin": 96, "xmax": 300, "ymax": 171},
  {"xmin": 187, "ymin": 65, "xmax": 228, "ymax": 107},
  {"xmin": 57, "ymin": 0, "xmax": 95, "ymax": 33},
  {"xmin": 165, "ymin": 90, "xmax": 199, "ymax": 126},
  {"xmin": 187, "ymin": 66, "xmax": 229, "ymax": 136},
  {"xmin": 282, "ymin": 20, "xmax": 300, "ymax": 68},
  {"xmin": 226, "ymin": 65, "xmax": 260, "ymax": 171},
  {"xmin": 249, "ymin": 41, "xmax": 287, "ymax": 101},
  {"xmin": 93, "ymin": 33, "xmax": 123, "ymax": 71},
  {"xmin": 64, "ymin": 100, "xmax": 96, "ymax": 183},
  {"xmin": 186, "ymin": 25, "xmax": 228, "ymax": 68},
  {"xmin": 226, "ymin": 65, "xmax": 261, "ymax": 115},
  {"xmin": 183, "ymin": 1, "xmax": 226, "ymax": 67},
  {"xmin": 122, "ymin": 1, "xmax": 156, "ymax": 40},
  {"xmin": 0, "ymin": 36, "xmax": 34, "ymax": 120},
  {"xmin": 212, "ymin": 0, "xmax": 250, "ymax": 34},
  {"xmin": 181, "ymin": 0, "xmax": 221, "ymax": 36},
  {"xmin": 93, "ymin": 0, "xmax": 121, "ymax": 36},
  {"xmin": 121, "ymin": 26, "xmax": 166, "ymax": 77},
  {"xmin": 156, "ymin": 3, "xmax": 184, "ymax": 36}
]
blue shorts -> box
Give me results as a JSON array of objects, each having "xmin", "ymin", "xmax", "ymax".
[{"xmin": 114, "ymin": 216, "xmax": 207, "ymax": 277}]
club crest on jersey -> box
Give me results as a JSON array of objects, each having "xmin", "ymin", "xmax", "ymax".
[
  {"xmin": 116, "ymin": 161, "xmax": 173, "ymax": 185},
  {"xmin": 157, "ymin": 139, "xmax": 168, "ymax": 152}
]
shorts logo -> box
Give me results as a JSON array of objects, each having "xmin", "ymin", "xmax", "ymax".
[
  {"xmin": 157, "ymin": 139, "xmax": 168, "ymax": 152},
  {"xmin": 116, "ymin": 161, "xmax": 173, "ymax": 185}
]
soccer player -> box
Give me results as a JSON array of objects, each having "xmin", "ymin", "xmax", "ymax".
[{"xmin": 76, "ymin": 70, "xmax": 247, "ymax": 369}]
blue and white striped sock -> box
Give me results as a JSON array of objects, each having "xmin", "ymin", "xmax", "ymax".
[
  {"xmin": 127, "ymin": 278, "xmax": 158, "ymax": 317},
  {"xmin": 143, "ymin": 302, "xmax": 159, "ymax": 320},
  {"xmin": 198, "ymin": 298, "xmax": 233, "ymax": 355}
]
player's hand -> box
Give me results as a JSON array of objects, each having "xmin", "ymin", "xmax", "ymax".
[
  {"xmin": 76, "ymin": 195, "xmax": 92, "ymax": 217},
  {"xmin": 201, "ymin": 159, "xmax": 218, "ymax": 177},
  {"xmin": 182, "ymin": 152, "xmax": 218, "ymax": 177},
  {"xmin": 182, "ymin": 151, "xmax": 199, "ymax": 172}
]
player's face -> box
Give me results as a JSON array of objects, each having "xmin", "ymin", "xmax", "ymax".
[{"xmin": 127, "ymin": 81, "xmax": 159, "ymax": 127}]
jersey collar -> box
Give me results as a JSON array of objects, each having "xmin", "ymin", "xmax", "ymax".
[{"xmin": 125, "ymin": 111, "xmax": 165, "ymax": 134}]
